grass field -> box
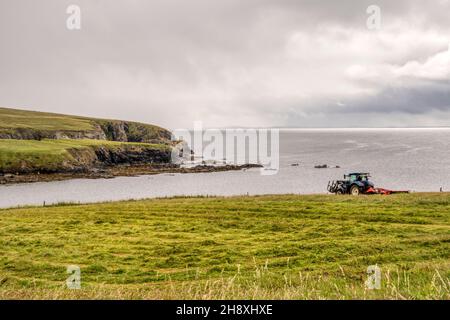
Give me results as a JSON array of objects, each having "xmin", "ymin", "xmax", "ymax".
[
  {"xmin": 0, "ymin": 139, "xmax": 169, "ymax": 173},
  {"xmin": 0, "ymin": 107, "xmax": 96, "ymax": 131},
  {"xmin": 0, "ymin": 193, "xmax": 449, "ymax": 299}
]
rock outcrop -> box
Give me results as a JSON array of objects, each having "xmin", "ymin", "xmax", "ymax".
[
  {"xmin": 0, "ymin": 120, "xmax": 172, "ymax": 144},
  {"xmin": 93, "ymin": 145, "xmax": 171, "ymax": 165},
  {"xmin": 98, "ymin": 120, "xmax": 172, "ymax": 144},
  {"xmin": 0, "ymin": 126, "xmax": 106, "ymax": 141},
  {"xmin": 1, "ymin": 144, "xmax": 172, "ymax": 175}
]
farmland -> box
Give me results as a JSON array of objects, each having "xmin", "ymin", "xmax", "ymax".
[{"xmin": 0, "ymin": 193, "xmax": 448, "ymax": 299}]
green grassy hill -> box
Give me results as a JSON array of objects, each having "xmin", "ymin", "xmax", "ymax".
[
  {"xmin": 0, "ymin": 108, "xmax": 94, "ymax": 132},
  {"xmin": 0, "ymin": 193, "xmax": 448, "ymax": 299},
  {"xmin": 0, "ymin": 107, "xmax": 172, "ymax": 143}
]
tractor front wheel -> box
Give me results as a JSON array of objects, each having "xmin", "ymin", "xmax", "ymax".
[{"xmin": 350, "ymin": 185, "xmax": 360, "ymax": 196}]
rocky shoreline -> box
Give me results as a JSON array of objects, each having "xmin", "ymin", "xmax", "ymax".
[
  {"xmin": 0, "ymin": 163, "xmax": 262, "ymax": 185},
  {"xmin": 0, "ymin": 108, "xmax": 264, "ymax": 185}
]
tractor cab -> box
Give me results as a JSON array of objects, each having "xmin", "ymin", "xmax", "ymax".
[
  {"xmin": 328, "ymin": 172, "xmax": 374, "ymax": 195},
  {"xmin": 346, "ymin": 173, "xmax": 369, "ymax": 182}
]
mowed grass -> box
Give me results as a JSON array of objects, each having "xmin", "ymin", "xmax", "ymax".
[
  {"xmin": 0, "ymin": 194, "xmax": 449, "ymax": 299},
  {"xmin": 0, "ymin": 139, "xmax": 169, "ymax": 172}
]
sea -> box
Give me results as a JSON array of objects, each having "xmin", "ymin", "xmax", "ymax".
[{"xmin": 1, "ymin": 128, "xmax": 449, "ymax": 208}]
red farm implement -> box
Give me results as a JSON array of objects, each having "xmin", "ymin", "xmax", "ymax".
[{"xmin": 327, "ymin": 173, "xmax": 409, "ymax": 195}]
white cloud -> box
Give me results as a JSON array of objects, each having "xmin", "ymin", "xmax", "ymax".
[{"xmin": 394, "ymin": 44, "xmax": 450, "ymax": 80}]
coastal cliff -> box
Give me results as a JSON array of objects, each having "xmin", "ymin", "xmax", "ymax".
[
  {"xmin": 0, "ymin": 107, "xmax": 173, "ymax": 176},
  {"xmin": 0, "ymin": 107, "xmax": 259, "ymax": 183}
]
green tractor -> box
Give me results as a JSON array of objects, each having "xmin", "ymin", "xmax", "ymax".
[
  {"xmin": 328, "ymin": 173, "xmax": 409, "ymax": 195},
  {"xmin": 327, "ymin": 173, "xmax": 374, "ymax": 195}
]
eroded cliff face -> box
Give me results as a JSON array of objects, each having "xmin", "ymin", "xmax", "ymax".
[
  {"xmin": 0, "ymin": 144, "xmax": 172, "ymax": 175},
  {"xmin": 98, "ymin": 121, "xmax": 172, "ymax": 144},
  {"xmin": 0, "ymin": 125, "xmax": 106, "ymax": 141},
  {"xmin": 0, "ymin": 120, "xmax": 172, "ymax": 144},
  {"xmin": 93, "ymin": 145, "xmax": 171, "ymax": 165},
  {"xmin": 100, "ymin": 122, "xmax": 128, "ymax": 142}
]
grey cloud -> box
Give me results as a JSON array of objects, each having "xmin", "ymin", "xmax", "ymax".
[
  {"xmin": 315, "ymin": 84, "xmax": 450, "ymax": 116},
  {"xmin": 0, "ymin": 0, "xmax": 449, "ymax": 128}
]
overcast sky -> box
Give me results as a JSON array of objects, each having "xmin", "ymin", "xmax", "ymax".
[{"xmin": 1, "ymin": 0, "xmax": 449, "ymax": 129}]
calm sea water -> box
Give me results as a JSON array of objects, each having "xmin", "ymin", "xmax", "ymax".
[{"xmin": 1, "ymin": 128, "xmax": 449, "ymax": 208}]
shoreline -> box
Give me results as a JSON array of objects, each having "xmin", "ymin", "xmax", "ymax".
[
  {"xmin": 0, "ymin": 163, "xmax": 262, "ymax": 185},
  {"xmin": 1, "ymin": 191, "xmax": 448, "ymax": 211}
]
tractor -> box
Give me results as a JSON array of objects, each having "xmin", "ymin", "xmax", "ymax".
[
  {"xmin": 327, "ymin": 172, "xmax": 409, "ymax": 195},
  {"xmin": 327, "ymin": 173, "xmax": 374, "ymax": 195}
]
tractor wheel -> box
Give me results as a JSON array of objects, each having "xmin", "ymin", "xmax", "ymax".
[{"xmin": 350, "ymin": 185, "xmax": 360, "ymax": 196}]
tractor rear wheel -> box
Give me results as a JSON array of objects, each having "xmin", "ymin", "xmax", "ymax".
[{"xmin": 350, "ymin": 185, "xmax": 360, "ymax": 196}]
